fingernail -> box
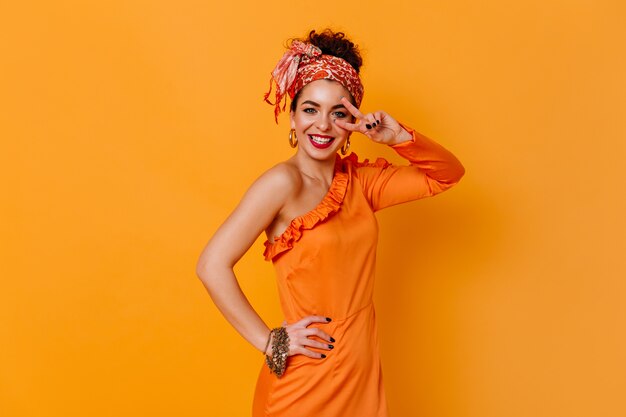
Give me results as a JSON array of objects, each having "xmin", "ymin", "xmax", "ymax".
[
  {"xmin": 330, "ymin": 337, "xmax": 335, "ymax": 343},
  {"xmin": 377, "ymin": 119, "xmax": 380, "ymax": 123},
  {"xmin": 326, "ymin": 317, "xmax": 332, "ymax": 322},
  {"xmin": 321, "ymin": 354, "xmax": 327, "ymax": 358},
  {"xmin": 328, "ymin": 344, "xmax": 334, "ymax": 349},
  {"xmin": 366, "ymin": 124, "xmax": 372, "ymax": 129}
]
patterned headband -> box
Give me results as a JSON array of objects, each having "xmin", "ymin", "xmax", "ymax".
[{"xmin": 264, "ymin": 40, "xmax": 364, "ymax": 123}]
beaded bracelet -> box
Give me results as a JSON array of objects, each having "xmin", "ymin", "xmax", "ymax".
[{"xmin": 264, "ymin": 326, "xmax": 290, "ymax": 378}]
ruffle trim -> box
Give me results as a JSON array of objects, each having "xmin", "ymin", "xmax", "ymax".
[
  {"xmin": 262, "ymin": 152, "xmax": 393, "ymax": 262},
  {"xmin": 342, "ymin": 152, "xmax": 392, "ymax": 169},
  {"xmin": 262, "ymin": 155, "xmax": 351, "ymax": 262}
]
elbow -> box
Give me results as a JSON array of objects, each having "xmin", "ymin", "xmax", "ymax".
[
  {"xmin": 195, "ymin": 261, "xmax": 221, "ymax": 295},
  {"xmin": 447, "ymin": 158, "xmax": 466, "ymax": 185},
  {"xmin": 195, "ymin": 261, "xmax": 209, "ymax": 282},
  {"xmin": 195, "ymin": 253, "xmax": 219, "ymax": 285},
  {"xmin": 431, "ymin": 163, "xmax": 466, "ymax": 194},
  {"xmin": 455, "ymin": 162, "xmax": 466, "ymax": 183},
  {"xmin": 195, "ymin": 261, "xmax": 212, "ymax": 289},
  {"xmin": 195, "ymin": 252, "xmax": 234, "ymax": 288}
]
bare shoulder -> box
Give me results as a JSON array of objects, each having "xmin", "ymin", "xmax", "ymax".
[
  {"xmin": 197, "ymin": 160, "xmax": 303, "ymax": 267},
  {"xmin": 249, "ymin": 160, "xmax": 303, "ymax": 203}
]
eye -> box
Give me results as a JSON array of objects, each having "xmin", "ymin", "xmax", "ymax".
[
  {"xmin": 333, "ymin": 111, "xmax": 347, "ymax": 118},
  {"xmin": 303, "ymin": 107, "xmax": 317, "ymax": 114}
]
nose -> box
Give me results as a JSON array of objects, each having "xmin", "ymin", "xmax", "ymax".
[{"xmin": 316, "ymin": 113, "xmax": 332, "ymax": 131}]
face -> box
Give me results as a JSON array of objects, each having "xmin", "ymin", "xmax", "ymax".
[{"xmin": 290, "ymin": 79, "xmax": 355, "ymax": 161}]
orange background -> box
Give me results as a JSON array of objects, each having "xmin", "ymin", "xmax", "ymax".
[{"xmin": 2, "ymin": 1, "xmax": 625, "ymax": 416}]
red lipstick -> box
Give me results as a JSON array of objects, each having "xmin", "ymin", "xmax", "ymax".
[{"xmin": 308, "ymin": 134, "xmax": 335, "ymax": 149}]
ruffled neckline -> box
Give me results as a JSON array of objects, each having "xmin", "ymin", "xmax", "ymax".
[
  {"xmin": 263, "ymin": 153, "xmax": 350, "ymax": 262},
  {"xmin": 342, "ymin": 151, "xmax": 392, "ymax": 169}
]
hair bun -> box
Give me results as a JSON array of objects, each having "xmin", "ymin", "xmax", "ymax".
[{"xmin": 289, "ymin": 29, "xmax": 363, "ymax": 74}]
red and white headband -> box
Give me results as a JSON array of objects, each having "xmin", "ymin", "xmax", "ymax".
[{"xmin": 264, "ymin": 40, "xmax": 364, "ymax": 123}]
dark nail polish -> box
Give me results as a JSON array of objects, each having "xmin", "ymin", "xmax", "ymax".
[
  {"xmin": 321, "ymin": 354, "xmax": 327, "ymax": 358},
  {"xmin": 330, "ymin": 337, "xmax": 335, "ymax": 343},
  {"xmin": 328, "ymin": 344, "xmax": 334, "ymax": 349},
  {"xmin": 326, "ymin": 317, "xmax": 332, "ymax": 322},
  {"xmin": 377, "ymin": 119, "xmax": 380, "ymax": 123},
  {"xmin": 366, "ymin": 124, "xmax": 372, "ymax": 129}
]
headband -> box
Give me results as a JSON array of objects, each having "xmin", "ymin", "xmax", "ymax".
[{"xmin": 263, "ymin": 40, "xmax": 364, "ymax": 123}]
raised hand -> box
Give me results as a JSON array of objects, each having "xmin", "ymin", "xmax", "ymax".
[
  {"xmin": 269, "ymin": 316, "xmax": 335, "ymax": 360},
  {"xmin": 333, "ymin": 97, "xmax": 412, "ymax": 145}
]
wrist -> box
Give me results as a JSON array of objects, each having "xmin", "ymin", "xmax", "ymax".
[
  {"xmin": 389, "ymin": 128, "xmax": 413, "ymax": 146},
  {"xmin": 264, "ymin": 326, "xmax": 290, "ymax": 378},
  {"xmin": 263, "ymin": 329, "xmax": 273, "ymax": 356}
]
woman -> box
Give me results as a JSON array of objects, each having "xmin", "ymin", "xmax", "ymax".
[{"xmin": 196, "ymin": 29, "xmax": 465, "ymax": 417}]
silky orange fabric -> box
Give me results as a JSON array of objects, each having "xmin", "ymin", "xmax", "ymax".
[{"xmin": 252, "ymin": 124, "xmax": 465, "ymax": 417}]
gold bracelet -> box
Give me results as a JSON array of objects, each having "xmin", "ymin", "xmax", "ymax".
[{"xmin": 265, "ymin": 326, "xmax": 289, "ymax": 378}]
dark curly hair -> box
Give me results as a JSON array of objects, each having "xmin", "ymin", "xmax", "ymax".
[{"xmin": 288, "ymin": 29, "xmax": 363, "ymax": 112}]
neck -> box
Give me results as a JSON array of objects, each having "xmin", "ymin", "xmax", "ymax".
[{"xmin": 292, "ymin": 151, "xmax": 338, "ymax": 185}]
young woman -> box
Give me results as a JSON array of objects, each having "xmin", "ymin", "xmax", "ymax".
[{"xmin": 196, "ymin": 29, "xmax": 465, "ymax": 417}]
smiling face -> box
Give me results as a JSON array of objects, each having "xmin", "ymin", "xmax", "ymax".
[{"xmin": 290, "ymin": 79, "xmax": 355, "ymax": 161}]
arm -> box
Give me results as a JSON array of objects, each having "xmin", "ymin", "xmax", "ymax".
[
  {"xmin": 333, "ymin": 98, "xmax": 464, "ymax": 211},
  {"xmin": 195, "ymin": 165, "xmax": 293, "ymax": 355},
  {"xmin": 356, "ymin": 122, "xmax": 466, "ymax": 211},
  {"xmin": 196, "ymin": 165, "xmax": 335, "ymax": 360}
]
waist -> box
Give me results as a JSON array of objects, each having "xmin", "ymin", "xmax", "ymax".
[
  {"xmin": 333, "ymin": 301, "xmax": 374, "ymax": 323},
  {"xmin": 284, "ymin": 300, "xmax": 374, "ymax": 325}
]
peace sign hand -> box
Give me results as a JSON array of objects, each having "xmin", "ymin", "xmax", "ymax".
[{"xmin": 334, "ymin": 97, "xmax": 411, "ymax": 145}]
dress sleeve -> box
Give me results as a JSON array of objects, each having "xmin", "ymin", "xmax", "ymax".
[{"xmin": 355, "ymin": 122, "xmax": 465, "ymax": 212}]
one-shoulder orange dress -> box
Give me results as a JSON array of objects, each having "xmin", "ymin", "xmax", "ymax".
[{"xmin": 252, "ymin": 123, "xmax": 465, "ymax": 417}]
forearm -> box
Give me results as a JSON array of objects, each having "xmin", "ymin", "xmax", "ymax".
[
  {"xmin": 391, "ymin": 122, "xmax": 465, "ymax": 185},
  {"xmin": 197, "ymin": 264, "xmax": 271, "ymax": 355}
]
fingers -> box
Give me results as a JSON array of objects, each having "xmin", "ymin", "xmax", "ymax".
[
  {"xmin": 302, "ymin": 337, "xmax": 334, "ymax": 351},
  {"xmin": 288, "ymin": 329, "xmax": 334, "ymax": 349},
  {"xmin": 372, "ymin": 111, "xmax": 382, "ymax": 127},
  {"xmin": 297, "ymin": 315, "xmax": 332, "ymax": 327},
  {"xmin": 287, "ymin": 315, "xmax": 336, "ymax": 360},
  {"xmin": 364, "ymin": 111, "xmax": 381, "ymax": 131},
  {"xmin": 304, "ymin": 327, "xmax": 335, "ymax": 344},
  {"xmin": 334, "ymin": 118, "xmax": 359, "ymax": 132},
  {"xmin": 294, "ymin": 346, "xmax": 329, "ymax": 359},
  {"xmin": 290, "ymin": 333, "xmax": 334, "ymax": 360},
  {"xmin": 340, "ymin": 97, "xmax": 366, "ymax": 119},
  {"xmin": 336, "ymin": 99, "xmax": 385, "ymax": 135}
]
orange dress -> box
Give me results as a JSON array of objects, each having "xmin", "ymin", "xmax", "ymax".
[{"xmin": 252, "ymin": 124, "xmax": 465, "ymax": 417}]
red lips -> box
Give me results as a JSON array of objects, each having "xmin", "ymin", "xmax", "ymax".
[{"xmin": 308, "ymin": 134, "xmax": 335, "ymax": 149}]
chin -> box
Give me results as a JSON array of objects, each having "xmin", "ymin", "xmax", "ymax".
[{"xmin": 304, "ymin": 147, "xmax": 340, "ymax": 161}]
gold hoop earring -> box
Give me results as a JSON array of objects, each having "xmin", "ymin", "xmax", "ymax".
[
  {"xmin": 289, "ymin": 129, "xmax": 298, "ymax": 148},
  {"xmin": 340, "ymin": 137, "xmax": 351, "ymax": 155}
]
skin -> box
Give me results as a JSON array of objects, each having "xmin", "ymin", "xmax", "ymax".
[{"xmin": 195, "ymin": 78, "xmax": 412, "ymax": 360}]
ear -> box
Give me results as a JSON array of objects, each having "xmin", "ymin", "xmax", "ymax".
[{"xmin": 289, "ymin": 111, "xmax": 295, "ymax": 129}]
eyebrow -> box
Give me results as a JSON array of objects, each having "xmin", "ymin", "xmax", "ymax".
[{"xmin": 300, "ymin": 100, "xmax": 347, "ymax": 110}]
